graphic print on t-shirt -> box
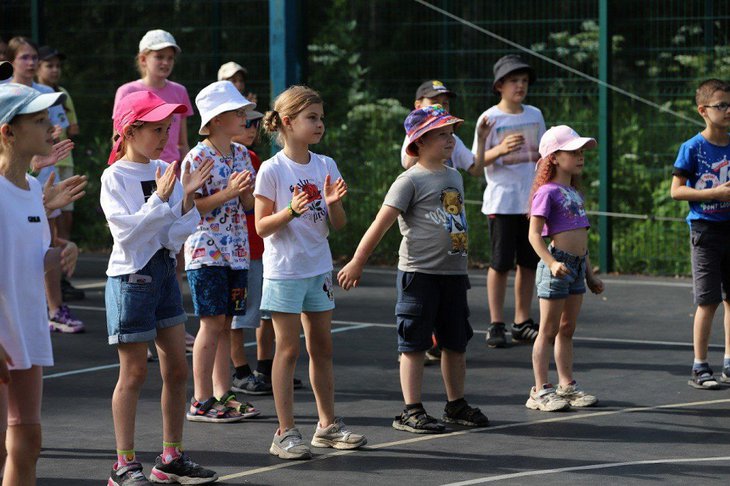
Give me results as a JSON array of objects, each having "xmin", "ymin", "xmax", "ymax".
[
  {"xmin": 424, "ymin": 186, "xmax": 469, "ymax": 257},
  {"xmin": 693, "ymin": 150, "xmax": 730, "ymax": 215},
  {"xmin": 140, "ymin": 180, "xmax": 157, "ymax": 202},
  {"xmin": 290, "ymin": 178, "xmax": 326, "ymax": 223},
  {"xmin": 495, "ymin": 122, "xmax": 541, "ymax": 165},
  {"xmin": 558, "ymin": 186, "xmax": 587, "ymax": 220}
]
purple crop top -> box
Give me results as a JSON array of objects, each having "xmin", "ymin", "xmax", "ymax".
[{"xmin": 531, "ymin": 182, "xmax": 590, "ymax": 236}]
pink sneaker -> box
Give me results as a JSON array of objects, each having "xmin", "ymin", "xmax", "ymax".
[{"xmin": 49, "ymin": 305, "xmax": 85, "ymax": 333}]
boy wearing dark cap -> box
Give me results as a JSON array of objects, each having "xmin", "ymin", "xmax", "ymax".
[{"xmin": 472, "ymin": 54, "xmax": 546, "ymax": 348}]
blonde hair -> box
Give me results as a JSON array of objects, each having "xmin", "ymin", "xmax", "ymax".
[
  {"xmin": 135, "ymin": 49, "xmax": 152, "ymax": 77},
  {"xmin": 263, "ymin": 85, "xmax": 322, "ymax": 146}
]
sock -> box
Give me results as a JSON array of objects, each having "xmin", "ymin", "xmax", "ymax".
[
  {"xmin": 446, "ymin": 397, "xmax": 466, "ymax": 409},
  {"xmin": 117, "ymin": 449, "xmax": 136, "ymax": 467},
  {"xmin": 257, "ymin": 359, "xmax": 273, "ymax": 376},
  {"xmin": 405, "ymin": 402, "xmax": 423, "ymax": 411},
  {"xmin": 693, "ymin": 359, "xmax": 708, "ymax": 370},
  {"xmin": 724, "ymin": 355, "xmax": 730, "ymax": 368},
  {"xmin": 162, "ymin": 441, "xmax": 183, "ymax": 464},
  {"xmin": 234, "ymin": 364, "xmax": 252, "ymax": 379}
]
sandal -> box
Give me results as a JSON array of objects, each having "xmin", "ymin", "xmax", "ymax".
[
  {"xmin": 442, "ymin": 400, "xmax": 489, "ymax": 427},
  {"xmin": 392, "ymin": 407, "xmax": 445, "ymax": 434},
  {"xmin": 219, "ymin": 390, "xmax": 261, "ymax": 419},
  {"xmin": 186, "ymin": 396, "xmax": 244, "ymax": 423},
  {"xmin": 688, "ymin": 366, "xmax": 721, "ymax": 390}
]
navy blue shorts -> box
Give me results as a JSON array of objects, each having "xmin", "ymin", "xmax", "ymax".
[
  {"xmin": 395, "ymin": 270, "xmax": 473, "ymax": 353},
  {"xmin": 187, "ymin": 266, "xmax": 248, "ymax": 317}
]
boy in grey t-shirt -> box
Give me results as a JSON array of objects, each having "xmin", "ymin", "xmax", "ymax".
[{"xmin": 338, "ymin": 105, "xmax": 491, "ymax": 433}]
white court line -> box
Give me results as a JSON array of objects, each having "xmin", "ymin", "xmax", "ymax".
[
  {"xmin": 73, "ymin": 281, "xmax": 107, "ymax": 290},
  {"xmin": 218, "ymin": 397, "xmax": 730, "ymax": 481},
  {"xmin": 442, "ymin": 455, "xmax": 730, "ymax": 485}
]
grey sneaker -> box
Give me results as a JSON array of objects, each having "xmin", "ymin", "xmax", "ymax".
[
  {"xmin": 722, "ymin": 366, "xmax": 730, "ymax": 384},
  {"xmin": 231, "ymin": 373, "xmax": 272, "ymax": 395},
  {"xmin": 556, "ymin": 381, "xmax": 598, "ymax": 407},
  {"xmin": 525, "ymin": 384, "xmax": 570, "ymax": 412},
  {"xmin": 311, "ymin": 417, "xmax": 367, "ymax": 449},
  {"xmin": 486, "ymin": 322, "xmax": 507, "ymax": 348},
  {"xmin": 269, "ymin": 427, "xmax": 312, "ymax": 460}
]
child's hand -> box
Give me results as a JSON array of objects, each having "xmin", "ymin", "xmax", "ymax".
[
  {"xmin": 0, "ymin": 342, "xmax": 13, "ymax": 385},
  {"xmin": 476, "ymin": 116, "xmax": 495, "ymax": 141},
  {"xmin": 60, "ymin": 241, "xmax": 79, "ymax": 277},
  {"xmin": 43, "ymin": 173, "xmax": 88, "ymax": 211},
  {"xmin": 227, "ymin": 170, "xmax": 253, "ymax": 197},
  {"xmin": 182, "ymin": 159, "xmax": 214, "ymax": 197},
  {"xmin": 290, "ymin": 186, "xmax": 311, "ymax": 215},
  {"xmin": 550, "ymin": 261, "xmax": 571, "ymax": 278},
  {"xmin": 338, "ymin": 260, "xmax": 363, "ymax": 291},
  {"xmin": 714, "ymin": 181, "xmax": 730, "ymax": 202},
  {"xmin": 587, "ymin": 275, "xmax": 604, "ymax": 294},
  {"xmin": 323, "ymin": 174, "xmax": 347, "ymax": 206},
  {"xmin": 498, "ymin": 134, "xmax": 524, "ymax": 156},
  {"xmin": 31, "ymin": 139, "xmax": 75, "ymax": 171},
  {"xmin": 155, "ymin": 161, "xmax": 179, "ymax": 202}
]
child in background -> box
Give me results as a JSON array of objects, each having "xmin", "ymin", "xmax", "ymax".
[
  {"xmin": 0, "ymin": 81, "xmax": 78, "ymax": 486},
  {"xmin": 473, "ymin": 54, "xmax": 546, "ymax": 348},
  {"xmin": 218, "ymin": 61, "xmax": 257, "ymax": 105},
  {"xmin": 183, "ymin": 81, "xmax": 260, "ymax": 422},
  {"xmin": 671, "ymin": 79, "xmax": 730, "ymax": 389},
  {"xmin": 339, "ymin": 105, "xmax": 490, "ymax": 434},
  {"xmin": 101, "ymin": 91, "xmax": 216, "ymax": 484},
  {"xmin": 527, "ymin": 125, "xmax": 603, "ymax": 412},
  {"xmin": 256, "ymin": 85, "xmax": 366, "ymax": 459}
]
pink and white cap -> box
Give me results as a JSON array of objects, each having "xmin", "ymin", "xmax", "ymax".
[{"xmin": 539, "ymin": 125, "xmax": 597, "ymax": 159}]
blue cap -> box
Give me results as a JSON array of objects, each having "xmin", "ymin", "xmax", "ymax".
[{"xmin": 0, "ymin": 83, "xmax": 66, "ymax": 126}]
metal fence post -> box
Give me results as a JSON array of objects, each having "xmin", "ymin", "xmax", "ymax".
[
  {"xmin": 268, "ymin": 0, "xmax": 303, "ymax": 154},
  {"xmin": 31, "ymin": 0, "xmax": 43, "ymax": 44},
  {"xmin": 598, "ymin": 0, "xmax": 613, "ymax": 272}
]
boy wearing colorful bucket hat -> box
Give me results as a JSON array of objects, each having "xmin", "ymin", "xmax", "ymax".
[
  {"xmin": 339, "ymin": 105, "xmax": 490, "ymax": 434},
  {"xmin": 472, "ymin": 54, "xmax": 546, "ymax": 348}
]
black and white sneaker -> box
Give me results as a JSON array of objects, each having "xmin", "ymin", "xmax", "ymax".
[
  {"xmin": 149, "ymin": 453, "xmax": 217, "ymax": 484},
  {"xmin": 486, "ymin": 322, "xmax": 507, "ymax": 348},
  {"xmin": 511, "ymin": 319, "xmax": 539, "ymax": 342},
  {"xmin": 722, "ymin": 365, "xmax": 730, "ymax": 384},
  {"xmin": 108, "ymin": 462, "xmax": 151, "ymax": 485}
]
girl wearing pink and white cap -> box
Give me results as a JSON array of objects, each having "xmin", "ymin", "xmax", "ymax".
[{"xmin": 526, "ymin": 125, "xmax": 605, "ymax": 412}]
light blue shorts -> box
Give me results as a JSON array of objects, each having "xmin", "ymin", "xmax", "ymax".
[
  {"xmin": 260, "ymin": 271, "xmax": 335, "ymax": 314},
  {"xmin": 232, "ymin": 259, "xmax": 264, "ymax": 329}
]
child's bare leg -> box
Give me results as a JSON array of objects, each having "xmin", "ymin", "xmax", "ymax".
[
  {"xmin": 4, "ymin": 424, "xmax": 41, "ymax": 486},
  {"xmin": 112, "ymin": 343, "xmax": 148, "ymax": 452},
  {"xmin": 514, "ymin": 265, "xmax": 536, "ymax": 323},
  {"xmin": 723, "ymin": 301, "xmax": 730, "ymax": 358},
  {"xmin": 213, "ymin": 319, "xmax": 234, "ymax": 398},
  {"xmin": 44, "ymin": 246, "xmax": 63, "ymax": 313},
  {"xmin": 230, "ymin": 328, "xmax": 249, "ymax": 368},
  {"xmin": 487, "ymin": 268, "xmax": 508, "ymax": 323},
  {"xmin": 192, "ymin": 315, "xmax": 227, "ymax": 400},
  {"xmin": 694, "ymin": 303, "xmax": 719, "ymax": 361},
  {"xmin": 400, "ymin": 351, "xmax": 426, "ymax": 404},
  {"xmin": 440, "ymin": 349, "xmax": 465, "ymax": 401},
  {"xmin": 532, "ymin": 298, "xmax": 565, "ymax": 388},
  {"xmin": 302, "ymin": 310, "xmax": 334, "ymax": 427},
  {"xmin": 554, "ymin": 294, "xmax": 583, "ymax": 386},
  {"xmin": 155, "ymin": 324, "xmax": 188, "ymax": 443},
  {"xmin": 271, "ymin": 312, "xmax": 301, "ymax": 431},
  {"xmin": 257, "ymin": 319, "xmax": 275, "ymax": 361}
]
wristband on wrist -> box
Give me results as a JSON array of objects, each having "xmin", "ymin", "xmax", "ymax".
[{"xmin": 287, "ymin": 202, "xmax": 301, "ymax": 218}]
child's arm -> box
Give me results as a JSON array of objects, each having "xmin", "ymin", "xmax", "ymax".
[
  {"xmin": 324, "ymin": 174, "xmax": 347, "ymax": 230},
  {"xmin": 584, "ymin": 254, "xmax": 604, "ymax": 294},
  {"xmin": 178, "ymin": 122, "xmax": 190, "ymax": 162},
  {"xmin": 467, "ymin": 116, "xmax": 494, "ymax": 177},
  {"xmin": 337, "ymin": 205, "xmax": 400, "ymax": 290},
  {"xmin": 670, "ymin": 175, "xmax": 730, "ymax": 202},
  {"xmin": 193, "ymin": 170, "xmax": 253, "ymax": 215},
  {"xmin": 255, "ymin": 187, "xmax": 310, "ymax": 238},
  {"xmin": 0, "ymin": 342, "xmax": 12, "ymax": 385},
  {"xmin": 482, "ymin": 133, "xmax": 524, "ymax": 168},
  {"xmin": 528, "ymin": 215, "xmax": 570, "ymax": 278}
]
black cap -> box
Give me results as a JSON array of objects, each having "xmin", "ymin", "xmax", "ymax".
[
  {"xmin": 38, "ymin": 46, "xmax": 66, "ymax": 62},
  {"xmin": 415, "ymin": 80, "xmax": 457, "ymax": 100},
  {"xmin": 492, "ymin": 54, "xmax": 535, "ymax": 94},
  {"xmin": 0, "ymin": 61, "xmax": 12, "ymax": 80}
]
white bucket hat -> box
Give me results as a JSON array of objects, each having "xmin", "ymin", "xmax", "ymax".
[
  {"xmin": 139, "ymin": 29, "xmax": 181, "ymax": 54},
  {"xmin": 217, "ymin": 61, "xmax": 248, "ymax": 81},
  {"xmin": 196, "ymin": 81, "xmax": 255, "ymax": 135}
]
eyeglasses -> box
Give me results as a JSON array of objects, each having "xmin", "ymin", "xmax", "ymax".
[
  {"xmin": 703, "ymin": 102, "xmax": 730, "ymax": 112},
  {"xmin": 245, "ymin": 118, "xmax": 261, "ymax": 129}
]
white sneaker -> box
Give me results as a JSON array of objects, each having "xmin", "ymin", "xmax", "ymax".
[
  {"xmin": 311, "ymin": 418, "xmax": 367, "ymax": 449},
  {"xmin": 270, "ymin": 428, "xmax": 312, "ymax": 460},
  {"xmin": 556, "ymin": 381, "xmax": 598, "ymax": 407},
  {"xmin": 526, "ymin": 384, "xmax": 570, "ymax": 412}
]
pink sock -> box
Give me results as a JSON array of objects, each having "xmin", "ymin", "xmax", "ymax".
[
  {"xmin": 116, "ymin": 449, "xmax": 136, "ymax": 467},
  {"xmin": 162, "ymin": 442, "xmax": 183, "ymax": 464}
]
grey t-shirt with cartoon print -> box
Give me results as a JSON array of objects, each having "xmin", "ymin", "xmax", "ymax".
[{"xmin": 383, "ymin": 164, "xmax": 468, "ymax": 275}]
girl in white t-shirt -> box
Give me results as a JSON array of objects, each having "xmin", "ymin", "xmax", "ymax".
[
  {"xmin": 255, "ymin": 85, "xmax": 367, "ymax": 460},
  {"xmin": 0, "ymin": 82, "xmax": 76, "ymax": 486},
  {"xmin": 100, "ymin": 90, "xmax": 217, "ymax": 484}
]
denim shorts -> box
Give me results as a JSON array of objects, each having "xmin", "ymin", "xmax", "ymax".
[
  {"xmin": 536, "ymin": 246, "xmax": 587, "ymax": 300},
  {"xmin": 187, "ymin": 266, "xmax": 248, "ymax": 317},
  {"xmin": 105, "ymin": 249, "xmax": 187, "ymax": 344},
  {"xmin": 231, "ymin": 259, "xmax": 264, "ymax": 329},
  {"xmin": 260, "ymin": 272, "xmax": 335, "ymax": 314},
  {"xmin": 395, "ymin": 270, "xmax": 473, "ymax": 353}
]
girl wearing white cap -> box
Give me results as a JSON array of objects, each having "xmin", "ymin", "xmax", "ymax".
[
  {"xmin": 182, "ymin": 81, "xmax": 260, "ymax": 423},
  {"xmin": 526, "ymin": 125, "xmax": 604, "ymax": 412}
]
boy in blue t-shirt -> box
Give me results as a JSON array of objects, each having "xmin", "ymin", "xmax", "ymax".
[{"xmin": 671, "ymin": 78, "xmax": 730, "ymax": 390}]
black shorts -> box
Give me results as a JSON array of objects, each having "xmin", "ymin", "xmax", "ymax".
[
  {"xmin": 487, "ymin": 214, "xmax": 540, "ymax": 272},
  {"xmin": 395, "ymin": 271, "xmax": 473, "ymax": 353},
  {"xmin": 690, "ymin": 220, "xmax": 730, "ymax": 306}
]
